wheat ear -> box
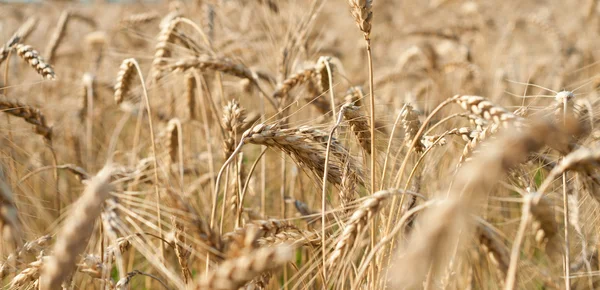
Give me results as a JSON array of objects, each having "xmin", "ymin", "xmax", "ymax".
[
  {"xmin": 342, "ymin": 104, "xmax": 371, "ymax": 154},
  {"xmin": 328, "ymin": 189, "xmax": 397, "ymax": 266},
  {"xmin": 120, "ymin": 11, "xmax": 160, "ymax": 25},
  {"xmin": 401, "ymin": 103, "xmax": 425, "ymax": 153},
  {"xmin": 453, "ymin": 95, "xmax": 522, "ymax": 127},
  {"xmin": 347, "ymin": 0, "xmax": 373, "ymax": 40},
  {"xmin": 10, "ymin": 254, "xmax": 46, "ymax": 288},
  {"xmin": 166, "ymin": 118, "xmax": 180, "ymax": 164},
  {"xmin": 41, "ymin": 166, "xmax": 113, "ymax": 290},
  {"xmin": 114, "ymin": 58, "xmax": 136, "ymax": 105},
  {"xmin": 172, "ymin": 218, "xmax": 192, "ymax": 284},
  {"xmin": 476, "ymin": 221, "xmax": 510, "ymax": 279},
  {"xmin": 0, "ymin": 17, "xmax": 38, "ymax": 66},
  {"xmin": 0, "ymin": 235, "xmax": 51, "ymax": 279},
  {"xmin": 272, "ymin": 67, "xmax": 317, "ymax": 99},
  {"xmin": 165, "ymin": 55, "xmax": 258, "ymax": 82},
  {"xmin": 223, "ymin": 100, "xmax": 247, "ymax": 158},
  {"xmin": 15, "ymin": 44, "xmax": 55, "ymax": 80},
  {"xmin": 197, "ymin": 245, "xmax": 294, "ymax": 290},
  {"xmin": 0, "ymin": 96, "xmax": 52, "ymax": 142}
]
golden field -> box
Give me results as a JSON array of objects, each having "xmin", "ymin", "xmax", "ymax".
[{"xmin": 1, "ymin": 0, "xmax": 600, "ymax": 289}]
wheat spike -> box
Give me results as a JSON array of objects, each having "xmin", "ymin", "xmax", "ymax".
[
  {"xmin": 185, "ymin": 73, "xmax": 196, "ymax": 119},
  {"xmin": 342, "ymin": 104, "xmax": 372, "ymax": 154},
  {"xmin": 172, "ymin": 218, "xmax": 192, "ymax": 284},
  {"xmin": 315, "ymin": 56, "xmax": 335, "ymax": 93},
  {"xmin": 197, "ymin": 244, "xmax": 294, "ymax": 290},
  {"xmin": 401, "ymin": 103, "xmax": 425, "ymax": 153},
  {"xmin": 166, "ymin": 118, "xmax": 180, "ymax": 164},
  {"xmin": 453, "ymin": 95, "xmax": 522, "ymax": 127},
  {"xmin": 241, "ymin": 124, "xmax": 357, "ymax": 186},
  {"xmin": 257, "ymin": 230, "xmax": 321, "ymax": 248},
  {"xmin": 476, "ymin": 221, "xmax": 509, "ymax": 278},
  {"xmin": 152, "ymin": 17, "xmax": 179, "ymax": 80},
  {"xmin": 0, "ymin": 96, "xmax": 52, "ymax": 142},
  {"xmin": 0, "ymin": 235, "xmax": 52, "ymax": 279},
  {"xmin": 347, "ymin": 0, "xmax": 373, "ymax": 40},
  {"xmin": 10, "ymin": 255, "xmax": 46, "ymax": 288},
  {"xmin": 223, "ymin": 100, "xmax": 247, "ymax": 158},
  {"xmin": 530, "ymin": 193, "xmax": 561, "ymax": 255},
  {"xmin": 272, "ymin": 67, "xmax": 317, "ymax": 99},
  {"xmin": 328, "ymin": 189, "xmax": 397, "ymax": 266},
  {"xmin": 121, "ymin": 11, "xmax": 160, "ymax": 25},
  {"xmin": 41, "ymin": 166, "xmax": 113, "ymax": 290},
  {"xmin": 15, "ymin": 44, "xmax": 56, "ymax": 80},
  {"xmin": 164, "ymin": 55, "xmax": 258, "ymax": 83},
  {"xmin": 0, "ymin": 17, "xmax": 38, "ymax": 67},
  {"xmin": 0, "ymin": 36, "xmax": 20, "ymax": 67},
  {"xmin": 114, "ymin": 58, "xmax": 136, "ymax": 105}
]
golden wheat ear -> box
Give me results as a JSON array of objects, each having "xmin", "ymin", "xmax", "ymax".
[
  {"xmin": 114, "ymin": 58, "xmax": 136, "ymax": 105},
  {"xmin": 198, "ymin": 244, "xmax": 294, "ymax": 290},
  {"xmin": 15, "ymin": 44, "xmax": 56, "ymax": 80},
  {"xmin": 41, "ymin": 166, "xmax": 113, "ymax": 290}
]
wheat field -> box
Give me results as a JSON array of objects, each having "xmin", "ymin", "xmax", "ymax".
[{"xmin": 1, "ymin": 0, "xmax": 600, "ymax": 289}]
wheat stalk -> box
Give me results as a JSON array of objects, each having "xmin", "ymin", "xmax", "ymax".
[
  {"xmin": 185, "ymin": 73, "xmax": 196, "ymax": 119},
  {"xmin": 0, "ymin": 164, "xmax": 20, "ymax": 249},
  {"xmin": 44, "ymin": 10, "xmax": 70, "ymax": 63}
]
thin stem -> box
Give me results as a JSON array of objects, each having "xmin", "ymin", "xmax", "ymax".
[
  {"xmin": 366, "ymin": 39, "xmax": 376, "ymax": 193},
  {"xmin": 353, "ymin": 200, "xmax": 435, "ymax": 289},
  {"xmin": 47, "ymin": 143, "xmax": 60, "ymax": 218},
  {"xmin": 3, "ymin": 49, "xmax": 18, "ymax": 191},
  {"xmin": 562, "ymin": 99, "xmax": 571, "ymax": 290},
  {"xmin": 129, "ymin": 58, "xmax": 164, "ymax": 260},
  {"xmin": 505, "ymin": 195, "xmax": 532, "ymax": 290},
  {"xmin": 384, "ymin": 97, "xmax": 457, "ymax": 250},
  {"xmin": 236, "ymin": 148, "xmax": 267, "ymax": 227},
  {"xmin": 379, "ymin": 106, "xmax": 404, "ymax": 189},
  {"xmin": 366, "ymin": 38, "xmax": 376, "ymax": 284},
  {"xmin": 321, "ymin": 111, "xmax": 345, "ymax": 283},
  {"xmin": 325, "ymin": 59, "xmax": 336, "ymax": 122},
  {"xmin": 563, "ymin": 172, "xmax": 570, "ymax": 290}
]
